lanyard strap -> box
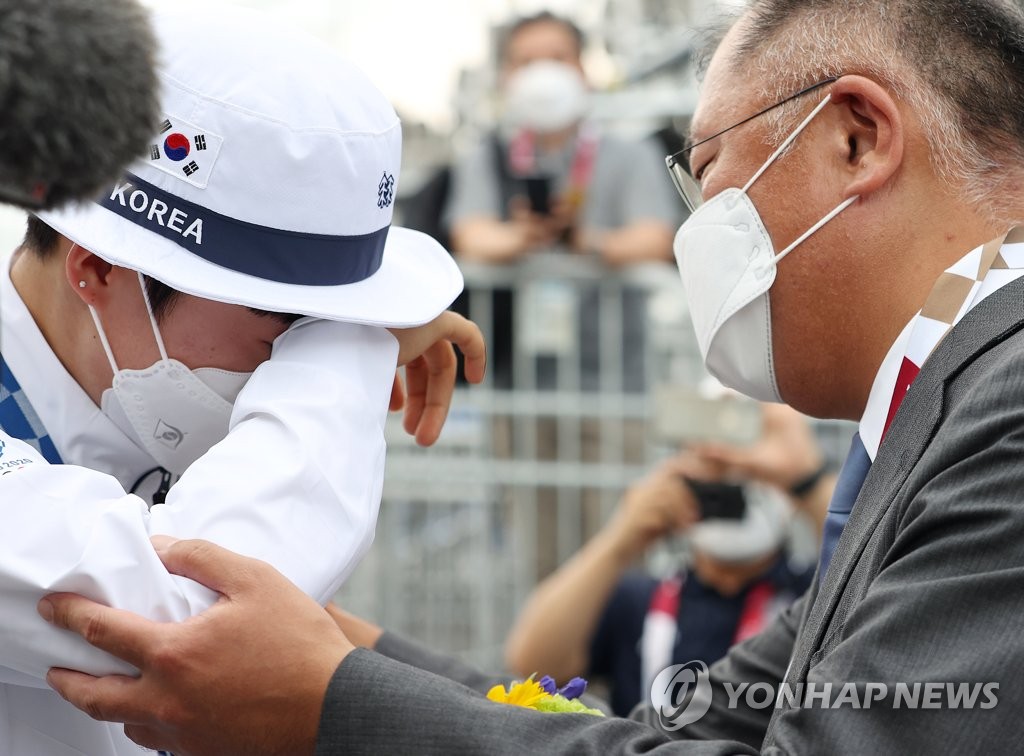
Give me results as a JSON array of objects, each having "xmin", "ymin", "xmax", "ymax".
[
  {"xmin": 507, "ymin": 124, "xmax": 600, "ymax": 209},
  {"xmin": 882, "ymin": 227, "xmax": 1015, "ymax": 441},
  {"xmin": 0, "ymin": 353, "xmax": 62, "ymax": 464},
  {"xmin": 639, "ymin": 573, "xmax": 777, "ymax": 695},
  {"xmin": 564, "ymin": 123, "xmax": 599, "ymax": 210}
]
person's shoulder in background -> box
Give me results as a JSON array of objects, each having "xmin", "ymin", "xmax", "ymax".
[
  {"xmin": 586, "ymin": 132, "xmax": 685, "ymax": 230},
  {"xmin": 443, "ymin": 133, "xmax": 505, "ymax": 231}
]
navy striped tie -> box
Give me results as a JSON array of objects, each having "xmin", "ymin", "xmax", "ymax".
[{"xmin": 818, "ymin": 433, "xmax": 871, "ymax": 581}]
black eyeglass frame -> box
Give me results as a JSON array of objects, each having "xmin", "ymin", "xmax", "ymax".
[{"xmin": 665, "ymin": 76, "xmax": 839, "ymax": 212}]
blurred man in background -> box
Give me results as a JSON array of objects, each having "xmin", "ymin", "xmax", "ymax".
[
  {"xmin": 505, "ymin": 404, "xmax": 829, "ymax": 716},
  {"xmin": 445, "ymin": 10, "xmax": 681, "ymax": 391},
  {"xmin": 440, "ymin": 11, "xmax": 688, "ymax": 584},
  {"xmin": 448, "ymin": 10, "xmax": 678, "ymax": 266}
]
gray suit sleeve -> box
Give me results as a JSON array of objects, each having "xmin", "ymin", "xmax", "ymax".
[
  {"xmin": 315, "ymin": 598, "xmax": 805, "ymax": 754},
  {"xmin": 374, "ymin": 630, "xmax": 612, "ymax": 714},
  {"xmin": 373, "ymin": 630, "xmax": 509, "ymax": 693},
  {"xmin": 316, "ymin": 649, "xmax": 759, "ymax": 756}
]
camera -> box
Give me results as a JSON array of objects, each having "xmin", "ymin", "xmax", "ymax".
[{"xmin": 683, "ymin": 479, "xmax": 747, "ymax": 521}]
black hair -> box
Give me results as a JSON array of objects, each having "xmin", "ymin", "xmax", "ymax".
[
  {"xmin": 22, "ymin": 212, "xmax": 59, "ymax": 255},
  {"xmin": 21, "ymin": 214, "xmax": 183, "ymax": 320},
  {"xmin": 497, "ymin": 10, "xmax": 585, "ymax": 65}
]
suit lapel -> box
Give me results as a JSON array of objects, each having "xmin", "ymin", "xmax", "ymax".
[{"xmin": 787, "ymin": 275, "xmax": 1024, "ymax": 685}]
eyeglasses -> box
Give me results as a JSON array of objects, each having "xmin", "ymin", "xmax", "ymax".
[{"xmin": 665, "ymin": 77, "xmax": 839, "ymax": 212}]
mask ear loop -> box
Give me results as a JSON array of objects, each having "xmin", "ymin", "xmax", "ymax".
[
  {"xmin": 742, "ymin": 93, "xmax": 836, "ymax": 195},
  {"xmin": 136, "ymin": 271, "xmax": 169, "ymax": 362},
  {"xmin": 773, "ymin": 195, "xmax": 859, "ymax": 264},
  {"xmin": 87, "ymin": 304, "xmax": 120, "ymax": 375},
  {"xmin": 72, "ymin": 241, "xmax": 120, "ymax": 375},
  {"xmin": 734, "ymin": 92, "xmax": 860, "ymax": 265}
]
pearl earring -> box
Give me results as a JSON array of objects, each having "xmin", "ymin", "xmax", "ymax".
[{"xmin": 78, "ymin": 281, "xmax": 87, "ymax": 288}]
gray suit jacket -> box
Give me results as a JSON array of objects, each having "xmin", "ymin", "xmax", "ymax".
[{"xmin": 317, "ymin": 276, "xmax": 1024, "ymax": 755}]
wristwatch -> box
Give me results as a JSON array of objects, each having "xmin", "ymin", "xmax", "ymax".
[{"xmin": 788, "ymin": 461, "xmax": 830, "ymax": 499}]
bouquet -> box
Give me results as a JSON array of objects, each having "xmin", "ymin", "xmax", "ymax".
[{"xmin": 487, "ymin": 675, "xmax": 605, "ymax": 716}]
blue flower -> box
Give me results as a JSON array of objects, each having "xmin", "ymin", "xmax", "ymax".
[
  {"xmin": 534, "ymin": 674, "xmax": 588, "ymax": 700},
  {"xmin": 558, "ymin": 677, "xmax": 587, "ymax": 700}
]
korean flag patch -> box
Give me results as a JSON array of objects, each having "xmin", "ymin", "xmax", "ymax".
[{"xmin": 147, "ymin": 114, "xmax": 223, "ymax": 189}]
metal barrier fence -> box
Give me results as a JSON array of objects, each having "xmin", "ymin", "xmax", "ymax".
[{"xmin": 335, "ymin": 253, "xmax": 855, "ymax": 671}]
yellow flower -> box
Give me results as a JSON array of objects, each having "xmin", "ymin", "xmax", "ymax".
[{"xmin": 486, "ymin": 676, "xmax": 552, "ymax": 710}]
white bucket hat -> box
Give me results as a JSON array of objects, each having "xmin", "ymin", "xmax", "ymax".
[{"xmin": 40, "ymin": 3, "xmax": 462, "ymax": 327}]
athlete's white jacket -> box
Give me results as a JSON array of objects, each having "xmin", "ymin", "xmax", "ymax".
[{"xmin": 0, "ymin": 255, "xmax": 397, "ymax": 754}]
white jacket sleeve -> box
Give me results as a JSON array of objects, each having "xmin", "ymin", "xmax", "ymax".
[
  {"xmin": 151, "ymin": 318, "xmax": 397, "ymax": 606},
  {"xmin": 0, "ymin": 319, "xmax": 397, "ymax": 683}
]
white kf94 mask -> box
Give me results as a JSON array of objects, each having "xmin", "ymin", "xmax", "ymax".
[
  {"xmin": 89, "ymin": 271, "xmax": 252, "ymax": 475},
  {"xmin": 502, "ymin": 60, "xmax": 589, "ymax": 134},
  {"xmin": 674, "ymin": 93, "xmax": 858, "ymax": 402}
]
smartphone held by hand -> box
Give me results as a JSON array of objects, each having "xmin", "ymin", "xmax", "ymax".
[{"xmin": 523, "ymin": 175, "xmax": 552, "ymax": 216}]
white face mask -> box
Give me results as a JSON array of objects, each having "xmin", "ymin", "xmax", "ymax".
[
  {"xmin": 89, "ymin": 271, "xmax": 251, "ymax": 475},
  {"xmin": 674, "ymin": 93, "xmax": 859, "ymax": 402},
  {"xmin": 502, "ymin": 60, "xmax": 589, "ymax": 134}
]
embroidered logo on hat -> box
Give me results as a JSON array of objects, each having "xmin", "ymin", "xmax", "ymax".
[
  {"xmin": 148, "ymin": 115, "xmax": 222, "ymax": 189},
  {"xmin": 377, "ymin": 172, "xmax": 395, "ymax": 209}
]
